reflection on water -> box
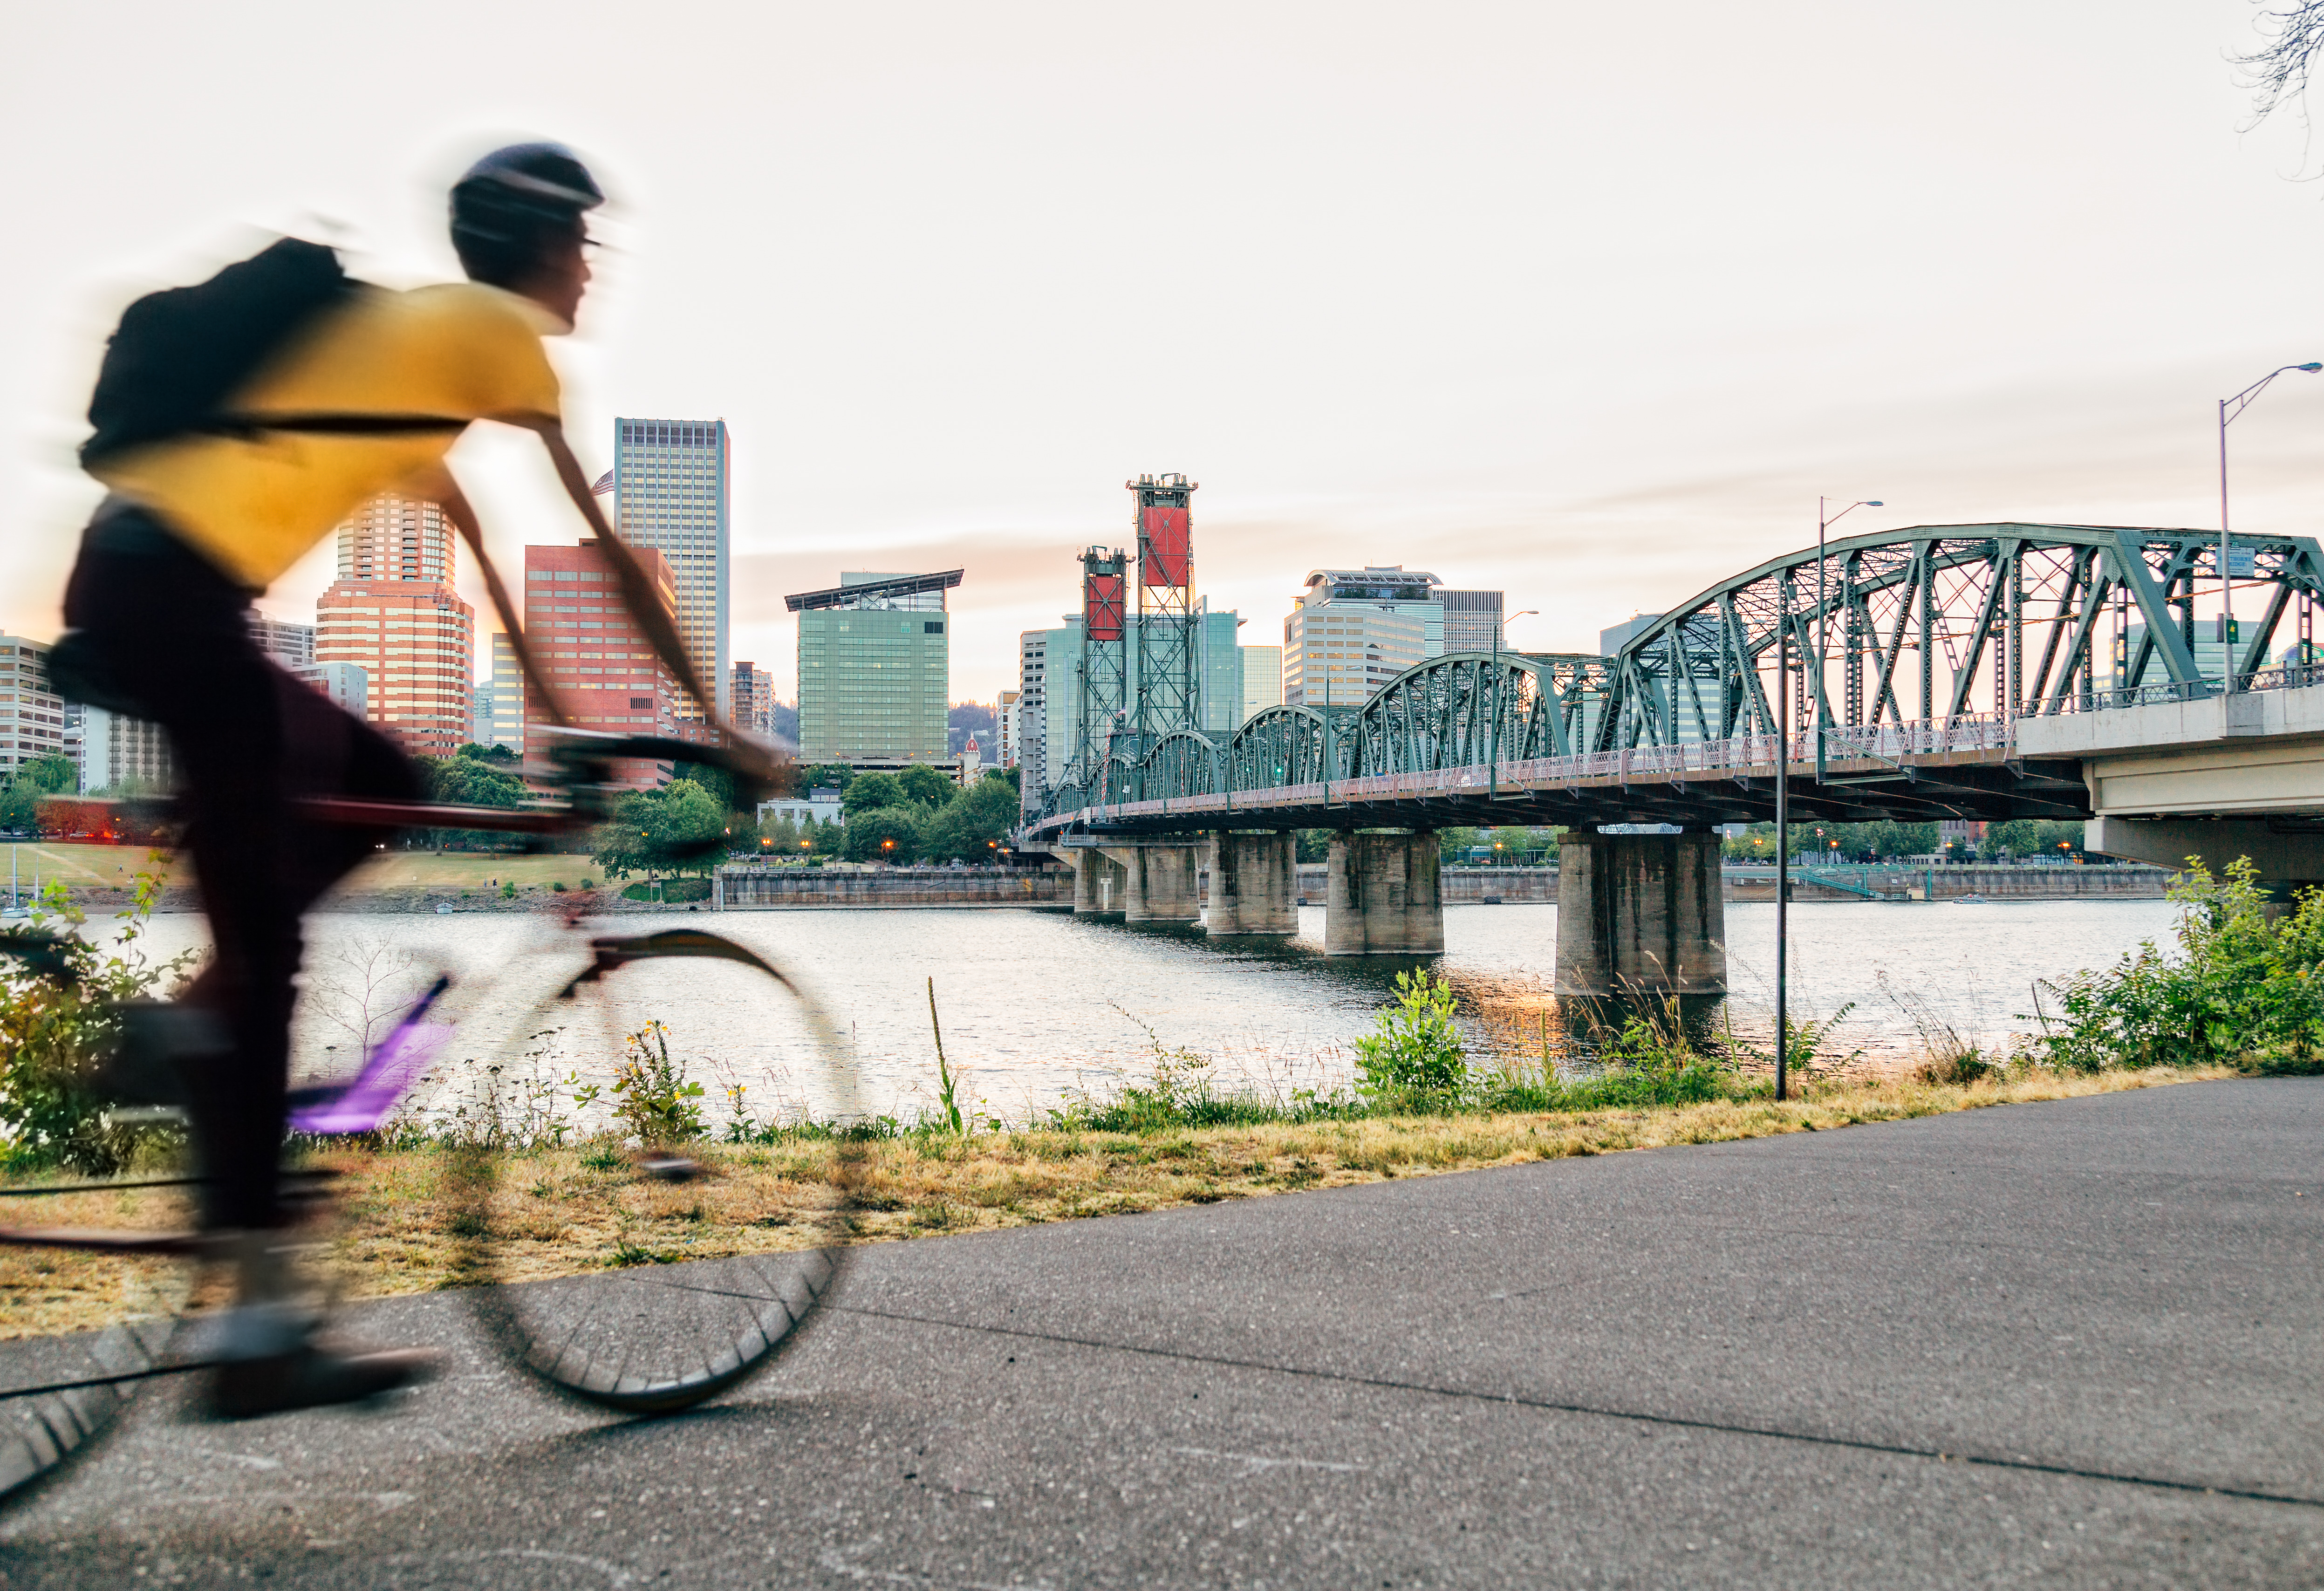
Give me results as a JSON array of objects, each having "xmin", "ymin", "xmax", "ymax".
[{"xmin": 131, "ymin": 897, "xmax": 2180, "ymax": 1124}]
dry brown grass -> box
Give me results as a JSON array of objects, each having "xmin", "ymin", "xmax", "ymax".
[{"xmin": 0, "ymin": 1064, "xmax": 2237, "ymax": 1338}]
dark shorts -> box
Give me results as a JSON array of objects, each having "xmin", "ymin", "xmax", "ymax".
[{"xmin": 62, "ymin": 500, "xmax": 419, "ymax": 1227}]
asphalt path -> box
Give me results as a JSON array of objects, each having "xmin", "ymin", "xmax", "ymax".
[{"xmin": 2, "ymin": 1077, "xmax": 2320, "ymax": 1588}]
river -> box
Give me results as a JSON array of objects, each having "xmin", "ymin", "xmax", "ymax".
[{"xmin": 116, "ymin": 898, "xmax": 2180, "ymax": 1127}]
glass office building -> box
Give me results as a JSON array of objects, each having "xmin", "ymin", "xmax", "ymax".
[
  {"xmin": 614, "ymin": 417, "xmax": 730, "ymax": 720},
  {"xmin": 790, "ymin": 571, "xmax": 962, "ymax": 765}
]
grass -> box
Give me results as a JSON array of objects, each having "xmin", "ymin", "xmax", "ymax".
[
  {"xmin": 0, "ymin": 1061, "xmax": 2234, "ymax": 1339},
  {"xmin": 0, "ymin": 844, "xmax": 603, "ymax": 896}
]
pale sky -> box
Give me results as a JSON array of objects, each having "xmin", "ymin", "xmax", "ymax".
[{"xmin": 7, "ymin": 1, "xmax": 2324, "ymax": 708}]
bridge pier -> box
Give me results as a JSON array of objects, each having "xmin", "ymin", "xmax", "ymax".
[
  {"xmin": 1107, "ymin": 845, "xmax": 1201, "ymax": 923},
  {"xmin": 1071, "ymin": 851, "xmax": 1128, "ymax": 915},
  {"xmin": 1206, "ymin": 831, "xmax": 1297, "ymax": 935},
  {"xmin": 1325, "ymin": 831, "xmax": 1443, "ymax": 955},
  {"xmin": 1554, "ymin": 829, "xmax": 1727, "ymax": 994}
]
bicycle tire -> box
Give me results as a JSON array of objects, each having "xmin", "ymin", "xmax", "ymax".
[
  {"xmin": 0, "ymin": 1169, "xmax": 205, "ymax": 1505},
  {"xmin": 457, "ymin": 929, "xmax": 863, "ymax": 1415}
]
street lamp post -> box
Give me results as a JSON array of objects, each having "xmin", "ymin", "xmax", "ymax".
[
  {"xmin": 1488, "ymin": 609, "xmax": 1538, "ymax": 802},
  {"xmin": 1777, "ymin": 498, "xmax": 1879, "ymax": 1104},
  {"xmin": 1813, "ymin": 498, "xmax": 1881, "ymax": 783},
  {"xmin": 2219, "ymin": 364, "xmax": 2321, "ymax": 692}
]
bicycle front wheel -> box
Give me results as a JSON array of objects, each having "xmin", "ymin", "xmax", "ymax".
[
  {"xmin": 0, "ymin": 1164, "xmax": 203, "ymax": 1503},
  {"xmin": 457, "ymin": 929, "xmax": 862, "ymax": 1415}
]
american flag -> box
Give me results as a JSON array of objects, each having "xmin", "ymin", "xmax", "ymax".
[{"xmin": 590, "ymin": 469, "xmax": 615, "ymax": 497}]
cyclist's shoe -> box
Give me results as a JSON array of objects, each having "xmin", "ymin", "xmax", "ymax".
[{"xmin": 208, "ymin": 1343, "xmax": 438, "ymax": 1420}]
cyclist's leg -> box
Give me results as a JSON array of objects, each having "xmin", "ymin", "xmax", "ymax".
[{"xmin": 63, "ymin": 505, "xmax": 292, "ymax": 1236}]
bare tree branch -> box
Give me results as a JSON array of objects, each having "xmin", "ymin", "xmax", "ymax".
[{"xmin": 2235, "ymin": 2, "xmax": 2324, "ymax": 128}]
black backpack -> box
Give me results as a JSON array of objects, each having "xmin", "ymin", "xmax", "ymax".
[{"xmin": 80, "ymin": 236, "xmax": 357, "ymax": 469}]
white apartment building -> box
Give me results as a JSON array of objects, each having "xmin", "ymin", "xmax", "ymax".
[
  {"xmin": 483, "ymin": 633, "xmax": 524, "ymax": 753},
  {"xmin": 79, "ymin": 705, "xmax": 176, "ymax": 794},
  {"xmin": 0, "ymin": 635, "xmax": 65, "ymax": 783}
]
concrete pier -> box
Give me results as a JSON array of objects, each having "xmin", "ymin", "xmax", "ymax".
[
  {"xmin": 1324, "ymin": 831, "xmax": 1443, "ymax": 955},
  {"xmin": 1071, "ymin": 851, "xmax": 1128, "ymax": 915},
  {"xmin": 1205, "ymin": 831, "xmax": 1298, "ymax": 935},
  {"xmin": 1554, "ymin": 829, "xmax": 1727, "ymax": 994},
  {"xmin": 1112, "ymin": 845, "xmax": 1200, "ymax": 923}
]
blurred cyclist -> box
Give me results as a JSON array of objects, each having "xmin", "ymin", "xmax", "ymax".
[{"xmin": 55, "ymin": 143, "xmax": 724, "ymax": 1417}]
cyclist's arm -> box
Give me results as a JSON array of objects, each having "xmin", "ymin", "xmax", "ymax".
[
  {"xmin": 508, "ymin": 420, "xmax": 715, "ymax": 717},
  {"xmin": 403, "ymin": 465, "xmax": 567, "ymax": 729}
]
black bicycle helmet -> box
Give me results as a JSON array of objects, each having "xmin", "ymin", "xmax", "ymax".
[{"xmin": 449, "ymin": 142, "xmax": 604, "ymax": 287}]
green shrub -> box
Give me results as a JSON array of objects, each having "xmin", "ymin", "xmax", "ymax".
[
  {"xmin": 0, "ymin": 868, "xmax": 198, "ymax": 1173},
  {"xmin": 2030, "ymin": 858, "xmax": 2324, "ymax": 1072},
  {"xmin": 1352, "ymin": 970, "xmax": 1468, "ymax": 1102},
  {"xmin": 609, "ymin": 1020, "xmax": 705, "ymax": 1143}
]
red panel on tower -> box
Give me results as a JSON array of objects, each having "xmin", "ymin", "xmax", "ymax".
[
  {"xmin": 1085, "ymin": 574, "xmax": 1125, "ymax": 641},
  {"xmin": 1140, "ymin": 506, "xmax": 1190, "ymax": 589}
]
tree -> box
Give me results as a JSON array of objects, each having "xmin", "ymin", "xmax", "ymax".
[
  {"xmin": 841, "ymin": 772, "xmax": 904, "ymax": 817},
  {"xmin": 415, "ymin": 752, "xmax": 528, "ymax": 850},
  {"xmin": 922, "ymin": 776, "xmax": 1018, "ymax": 860},
  {"xmin": 17, "ymin": 755, "xmax": 75, "ymax": 795},
  {"xmin": 844, "ymin": 806, "xmax": 922, "ymax": 863},
  {"xmin": 590, "ymin": 778, "xmax": 730, "ymax": 879},
  {"xmin": 455, "ymin": 742, "xmax": 518, "ymax": 764},
  {"xmin": 0, "ymin": 784, "xmax": 39, "ymax": 834},
  {"xmin": 798, "ymin": 764, "xmax": 854, "ymax": 795},
  {"xmin": 896, "ymin": 764, "xmax": 956, "ymax": 808},
  {"xmin": 1436, "ymin": 827, "xmax": 1481, "ymax": 862}
]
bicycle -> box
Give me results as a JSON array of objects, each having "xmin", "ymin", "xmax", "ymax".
[{"xmin": 0, "ymin": 731, "xmax": 864, "ymax": 1503}]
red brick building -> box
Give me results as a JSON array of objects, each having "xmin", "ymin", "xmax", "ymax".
[{"xmin": 521, "ymin": 540, "xmax": 702, "ymax": 788}]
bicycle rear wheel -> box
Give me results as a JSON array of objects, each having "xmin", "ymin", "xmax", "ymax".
[
  {"xmin": 458, "ymin": 929, "xmax": 862, "ymax": 1415},
  {"xmin": 0, "ymin": 1163, "xmax": 204, "ymax": 1503}
]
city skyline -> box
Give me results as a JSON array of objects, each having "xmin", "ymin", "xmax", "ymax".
[{"xmin": 7, "ymin": 5, "xmax": 2324, "ymax": 720}]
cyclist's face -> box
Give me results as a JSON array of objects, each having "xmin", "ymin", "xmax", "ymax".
[{"xmin": 525, "ymin": 233, "xmax": 592, "ymax": 332}]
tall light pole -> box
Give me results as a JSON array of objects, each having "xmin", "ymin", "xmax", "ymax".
[
  {"xmin": 1778, "ymin": 499, "xmax": 1879, "ymax": 1103},
  {"xmin": 2219, "ymin": 364, "xmax": 2321, "ymax": 692},
  {"xmin": 1813, "ymin": 498, "xmax": 1881, "ymax": 782},
  {"xmin": 1488, "ymin": 609, "xmax": 1537, "ymax": 802}
]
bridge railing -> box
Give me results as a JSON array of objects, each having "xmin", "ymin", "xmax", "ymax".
[{"xmin": 1028, "ymin": 712, "xmax": 2027, "ymax": 831}]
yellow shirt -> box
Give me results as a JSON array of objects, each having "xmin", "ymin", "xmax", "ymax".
[{"xmin": 90, "ymin": 281, "xmax": 561, "ymax": 589}]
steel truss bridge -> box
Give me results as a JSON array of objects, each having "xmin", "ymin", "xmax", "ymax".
[{"xmin": 1027, "ymin": 524, "xmax": 2324, "ymax": 838}]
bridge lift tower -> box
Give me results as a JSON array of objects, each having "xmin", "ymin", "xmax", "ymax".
[
  {"xmin": 1077, "ymin": 545, "xmax": 1130, "ymax": 782},
  {"xmin": 1131, "ymin": 473, "xmax": 1198, "ymax": 745}
]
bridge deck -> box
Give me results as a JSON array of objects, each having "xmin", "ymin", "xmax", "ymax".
[{"xmin": 1033, "ymin": 718, "xmax": 2088, "ymax": 835}]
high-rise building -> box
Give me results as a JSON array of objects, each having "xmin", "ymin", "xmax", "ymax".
[
  {"xmin": 1016, "ymin": 629, "xmax": 1050, "ymax": 815},
  {"xmin": 1282, "ymin": 601, "xmax": 1425, "ymax": 707},
  {"xmin": 1241, "ymin": 645, "xmax": 1283, "ymax": 720},
  {"xmin": 483, "ymin": 633, "xmax": 524, "ymax": 753},
  {"xmin": 1599, "ymin": 612, "xmax": 1662, "ymax": 656},
  {"xmin": 314, "ymin": 492, "xmax": 474, "ymax": 760},
  {"xmin": 613, "ymin": 417, "xmax": 730, "ymax": 720},
  {"xmin": 1194, "ymin": 602, "xmax": 1244, "ymax": 737},
  {"xmin": 998, "ymin": 690, "xmax": 1021, "ymax": 769},
  {"xmin": 1442, "ymin": 587, "xmax": 1506, "ymax": 653},
  {"xmin": 248, "ymin": 614, "xmax": 315, "ymax": 669},
  {"xmin": 789, "ymin": 570, "xmax": 962, "ymax": 765},
  {"xmin": 0, "ymin": 635, "xmax": 66, "ymax": 783},
  {"xmin": 78, "ymin": 706, "xmax": 176, "ymax": 794},
  {"xmin": 731, "ymin": 662, "xmax": 775, "ymax": 738},
  {"xmin": 336, "ymin": 494, "xmax": 456, "ymax": 586},
  {"xmin": 295, "ymin": 663, "xmax": 368, "ymax": 718},
  {"xmin": 523, "ymin": 540, "xmax": 688, "ymax": 788}
]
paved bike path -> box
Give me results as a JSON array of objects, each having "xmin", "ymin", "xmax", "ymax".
[{"xmin": 2, "ymin": 1078, "xmax": 2319, "ymax": 1587}]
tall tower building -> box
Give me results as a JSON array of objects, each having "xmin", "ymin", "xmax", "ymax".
[
  {"xmin": 336, "ymin": 495, "xmax": 455, "ymax": 586},
  {"xmin": 314, "ymin": 492, "xmax": 473, "ymax": 759},
  {"xmin": 613, "ymin": 417, "xmax": 730, "ymax": 721},
  {"xmin": 0, "ymin": 636, "xmax": 66, "ymax": 783}
]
